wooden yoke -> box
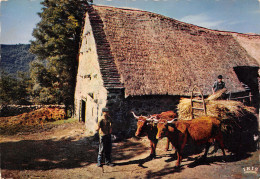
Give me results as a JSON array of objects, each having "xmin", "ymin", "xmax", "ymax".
[{"xmin": 190, "ymin": 86, "xmax": 207, "ymax": 119}]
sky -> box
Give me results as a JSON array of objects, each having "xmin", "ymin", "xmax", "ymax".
[{"xmin": 1, "ymin": 0, "xmax": 260, "ymax": 44}]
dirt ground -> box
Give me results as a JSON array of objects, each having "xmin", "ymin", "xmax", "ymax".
[{"xmin": 1, "ymin": 120, "xmax": 259, "ymax": 179}]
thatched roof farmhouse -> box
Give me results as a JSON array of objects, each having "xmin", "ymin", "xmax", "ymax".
[{"xmin": 74, "ymin": 5, "xmax": 259, "ymax": 135}]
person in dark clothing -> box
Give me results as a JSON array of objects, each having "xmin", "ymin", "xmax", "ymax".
[
  {"xmin": 212, "ymin": 75, "xmax": 226, "ymax": 94},
  {"xmin": 96, "ymin": 108, "xmax": 114, "ymax": 167}
]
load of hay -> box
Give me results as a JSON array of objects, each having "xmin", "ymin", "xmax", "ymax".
[
  {"xmin": 177, "ymin": 89, "xmax": 258, "ymax": 153},
  {"xmin": 178, "ymin": 98, "xmax": 255, "ymax": 121},
  {"xmin": 177, "ymin": 89, "xmax": 255, "ymax": 121}
]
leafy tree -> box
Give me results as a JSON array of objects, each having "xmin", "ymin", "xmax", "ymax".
[
  {"xmin": 30, "ymin": 0, "xmax": 90, "ymax": 106},
  {"xmin": 0, "ymin": 72, "xmax": 31, "ymax": 105},
  {"xmin": 30, "ymin": 60, "xmax": 54, "ymax": 88}
]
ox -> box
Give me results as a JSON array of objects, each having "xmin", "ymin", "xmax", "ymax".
[
  {"xmin": 156, "ymin": 116, "xmax": 226, "ymax": 167},
  {"xmin": 133, "ymin": 111, "xmax": 177, "ymax": 159}
]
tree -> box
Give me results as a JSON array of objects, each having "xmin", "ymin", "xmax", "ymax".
[
  {"xmin": 30, "ymin": 0, "xmax": 90, "ymax": 106},
  {"xmin": 0, "ymin": 72, "xmax": 31, "ymax": 105}
]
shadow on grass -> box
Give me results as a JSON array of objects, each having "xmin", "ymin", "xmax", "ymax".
[
  {"xmin": 0, "ymin": 136, "xmax": 97, "ymax": 170},
  {"xmin": 113, "ymin": 138, "xmax": 152, "ymax": 167},
  {"xmin": 187, "ymin": 152, "xmax": 252, "ymax": 168},
  {"xmin": 164, "ymin": 145, "xmax": 252, "ymax": 168},
  {"xmin": 114, "ymin": 155, "xmax": 164, "ymax": 168},
  {"xmin": 0, "ymin": 136, "xmax": 148, "ymax": 171},
  {"xmin": 145, "ymin": 164, "xmax": 185, "ymax": 178},
  {"xmin": 143, "ymin": 151, "xmax": 252, "ymax": 178},
  {"xmin": 164, "ymin": 142, "xmax": 204, "ymax": 163}
]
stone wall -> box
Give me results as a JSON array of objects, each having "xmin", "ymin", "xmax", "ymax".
[
  {"xmin": 0, "ymin": 105, "xmax": 65, "ymax": 117},
  {"xmin": 74, "ymin": 12, "xmax": 109, "ymax": 135},
  {"xmin": 104, "ymin": 89, "xmax": 125, "ymax": 136},
  {"xmin": 109, "ymin": 95, "xmax": 180, "ymax": 138},
  {"xmin": 76, "ymin": 92, "xmax": 180, "ymax": 137}
]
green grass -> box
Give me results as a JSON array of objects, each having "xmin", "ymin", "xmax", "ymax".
[{"xmin": 47, "ymin": 117, "xmax": 78, "ymax": 125}]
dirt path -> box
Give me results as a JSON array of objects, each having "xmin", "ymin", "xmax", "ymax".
[{"xmin": 1, "ymin": 121, "xmax": 259, "ymax": 179}]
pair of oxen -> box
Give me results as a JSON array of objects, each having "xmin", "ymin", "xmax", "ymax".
[{"xmin": 132, "ymin": 111, "xmax": 226, "ymax": 167}]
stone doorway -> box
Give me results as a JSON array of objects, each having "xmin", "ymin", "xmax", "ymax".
[{"xmin": 81, "ymin": 100, "xmax": 86, "ymax": 123}]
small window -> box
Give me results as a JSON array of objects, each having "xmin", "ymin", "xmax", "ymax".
[
  {"xmin": 85, "ymin": 31, "xmax": 90, "ymax": 36},
  {"xmin": 88, "ymin": 93, "xmax": 94, "ymax": 99},
  {"xmin": 86, "ymin": 74, "xmax": 91, "ymax": 80}
]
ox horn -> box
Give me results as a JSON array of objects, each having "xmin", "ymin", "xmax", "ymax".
[
  {"xmin": 167, "ymin": 118, "xmax": 178, "ymax": 124},
  {"xmin": 131, "ymin": 111, "xmax": 140, "ymax": 119},
  {"xmin": 146, "ymin": 116, "xmax": 154, "ymax": 121},
  {"xmin": 153, "ymin": 118, "xmax": 159, "ymax": 123}
]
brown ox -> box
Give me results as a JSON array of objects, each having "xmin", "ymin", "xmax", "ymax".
[
  {"xmin": 133, "ymin": 111, "xmax": 177, "ymax": 159},
  {"xmin": 156, "ymin": 116, "xmax": 226, "ymax": 167}
]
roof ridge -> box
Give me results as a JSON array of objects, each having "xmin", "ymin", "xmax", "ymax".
[{"xmin": 92, "ymin": 5, "xmax": 260, "ymax": 37}]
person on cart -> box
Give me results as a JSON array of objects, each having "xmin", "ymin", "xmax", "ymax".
[{"xmin": 212, "ymin": 75, "xmax": 227, "ymax": 99}]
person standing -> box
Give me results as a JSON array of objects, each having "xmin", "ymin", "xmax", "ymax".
[
  {"xmin": 96, "ymin": 108, "xmax": 114, "ymax": 167},
  {"xmin": 212, "ymin": 75, "xmax": 226, "ymax": 94}
]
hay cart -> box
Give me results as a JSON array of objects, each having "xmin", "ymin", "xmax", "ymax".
[
  {"xmin": 186, "ymin": 86, "xmax": 258, "ymax": 152},
  {"xmin": 190, "ymin": 85, "xmax": 254, "ymax": 119}
]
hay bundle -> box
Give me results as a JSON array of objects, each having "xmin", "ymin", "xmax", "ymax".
[
  {"xmin": 177, "ymin": 98, "xmax": 193, "ymax": 120},
  {"xmin": 177, "ymin": 92, "xmax": 257, "ymax": 153},
  {"xmin": 206, "ymin": 100, "xmax": 255, "ymax": 120},
  {"xmin": 178, "ymin": 98, "xmax": 255, "ymax": 120},
  {"xmin": 206, "ymin": 88, "xmax": 227, "ymax": 101}
]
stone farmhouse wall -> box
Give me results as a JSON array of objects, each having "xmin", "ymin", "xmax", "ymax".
[{"xmin": 74, "ymin": 12, "xmax": 108, "ymax": 134}]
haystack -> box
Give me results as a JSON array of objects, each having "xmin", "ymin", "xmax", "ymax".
[
  {"xmin": 177, "ymin": 90, "xmax": 255, "ymax": 121},
  {"xmin": 177, "ymin": 90, "xmax": 257, "ymax": 153}
]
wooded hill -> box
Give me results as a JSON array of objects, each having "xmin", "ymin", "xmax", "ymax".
[{"xmin": 1, "ymin": 44, "xmax": 36, "ymax": 77}]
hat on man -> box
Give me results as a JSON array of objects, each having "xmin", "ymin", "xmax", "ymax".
[{"xmin": 218, "ymin": 75, "xmax": 223, "ymax": 79}]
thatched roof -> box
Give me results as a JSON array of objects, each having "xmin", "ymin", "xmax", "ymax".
[{"xmin": 87, "ymin": 5, "xmax": 259, "ymax": 97}]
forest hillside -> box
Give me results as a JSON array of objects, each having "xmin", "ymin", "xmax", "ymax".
[{"xmin": 1, "ymin": 44, "xmax": 36, "ymax": 76}]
